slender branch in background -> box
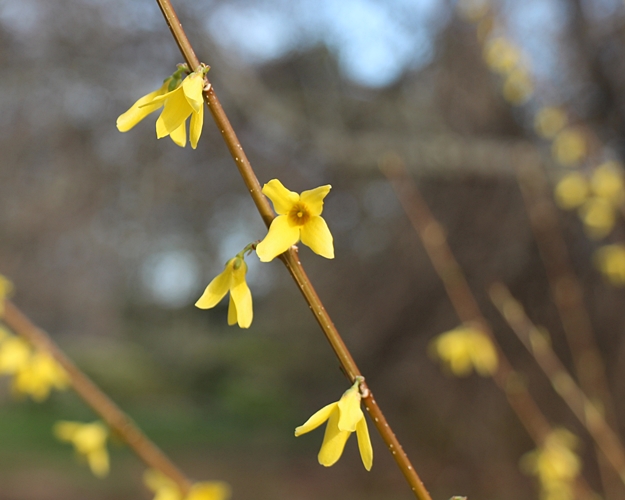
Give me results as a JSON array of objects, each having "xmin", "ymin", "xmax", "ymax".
[
  {"xmin": 513, "ymin": 146, "xmax": 624, "ymax": 498},
  {"xmin": 2, "ymin": 300, "xmax": 193, "ymax": 495},
  {"xmin": 381, "ymin": 154, "xmax": 600, "ymax": 499},
  {"xmin": 489, "ymin": 283, "xmax": 625, "ymax": 487},
  {"xmin": 154, "ymin": 1, "xmax": 431, "ymax": 498}
]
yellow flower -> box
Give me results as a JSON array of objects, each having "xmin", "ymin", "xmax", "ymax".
[
  {"xmin": 13, "ymin": 351, "xmax": 69, "ymax": 401},
  {"xmin": 117, "ymin": 66, "xmax": 208, "ymax": 149},
  {"xmin": 520, "ymin": 429, "xmax": 580, "ymax": 500},
  {"xmin": 591, "ymin": 162, "xmax": 625, "ymax": 206},
  {"xmin": 0, "ymin": 274, "xmax": 13, "ymax": 316},
  {"xmin": 579, "ymin": 197, "xmax": 615, "ymax": 239},
  {"xmin": 552, "ymin": 128, "xmax": 586, "ymax": 167},
  {"xmin": 144, "ymin": 470, "xmax": 183, "ymax": 500},
  {"xmin": 195, "ymin": 256, "xmax": 253, "ymax": 328},
  {"xmin": 187, "ymin": 482, "xmax": 232, "ymax": 500},
  {"xmin": 534, "ymin": 107, "xmax": 567, "ymax": 139},
  {"xmin": 595, "ymin": 244, "xmax": 625, "ymax": 286},
  {"xmin": 144, "ymin": 469, "xmax": 231, "ymax": 500},
  {"xmin": 0, "ymin": 336, "xmax": 31, "ymax": 374},
  {"xmin": 554, "ymin": 173, "xmax": 589, "ymax": 210},
  {"xmin": 54, "ymin": 421, "xmax": 110, "ymax": 477},
  {"xmin": 256, "ymin": 179, "xmax": 334, "ymax": 262},
  {"xmin": 484, "ymin": 37, "xmax": 521, "ymax": 75},
  {"xmin": 430, "ymin": 325, "xmax": 498, "ymax": 377},
  {"xmin": 295, "ymin": 379, "xmax": 373, "ymax": 470},
  {"xmin": 503, "ymin": 67, "xmax": 534, "ymax": 105}
]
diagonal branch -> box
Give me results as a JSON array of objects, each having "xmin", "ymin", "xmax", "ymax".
[
  {"xmin": 154, "ymin": 1, "xmax": 431, "ymax": 498},
  {"xmin": 2, "ymin": 300, "xmax": 193, "ymax": 494}
]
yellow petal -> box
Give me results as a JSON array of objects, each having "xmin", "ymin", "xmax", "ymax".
[
  {"xmin": 0, "ymin": 337, "xmax": 31, "ymax": 374},
  {"xmin": 299, "ymin": 216, "xmax": 334, "ymax": 259},
  {"xmin": 116, "ymin": 81, "xmax": 169, "ymax": 132},
  {"xmin": 300, "ymin": 185, "xmax": 331, "ymax": 217},
  {"xmin": 317, "ymin": 408, "xmax": 351, "ymax": 467},
  {"xmin": 579, "ymin": 197, "xmax": 615, "ymax": 239},
  {"xmin": 227, "ymin": 294, "xmax": 237, "ymax": 326},
  {"xmin": 182, "ymin": 73, "xmax": 205, "ymax": 114},
  {"xmin": 554, "ymin": 173, "xmax": 589, "ymax": 210},
  {"xmin": 256, "ymin": 215, "xmax": 300, "ymax": 262},
  {"xmin": 87, "ymin": 447, "xmax": 109, "ymax": 478},
  {"xmin": 187, "ymin": 481, "xmax": 232, "ymax": 500},
  {"xmin": 190, "ymin": 104, "xmax": 204, "ymax": 149},
  {"xmin": 155, "ymin": 87, "xmax": 193, "ymax": 138},
  {"xmin": 337, "ymin": 384, "xmax": 363, "ymax": 432},
  {"xmin": 54, "ymin": 421, "xmax": 81, "ymax": 441},
  {"xmin": 195, "ymin": 262, "xmax": 234, "ymax": 309},
  {"xmin": 355, "ymin": 416, "xmax": 373, "ymax": 471},
  {"xmin": 262, "ymin": 179, "xmax": 300, "ymax": 215},
  {"xmin": 230, "ymin": 262, "xmax": 253, "ymax": 328},
  {"xmin": 169, "ymin": 121, "xmax": 187, "ymax": 148},
  {"xmin": 295, "ymin": 402, "xmax": 338, "ymax": 436},
  {"xmin": 534, "ymin": 106, "xmax": 567, "ymax": 139}
]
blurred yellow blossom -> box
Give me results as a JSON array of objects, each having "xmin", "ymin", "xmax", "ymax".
[
  {"xmin": 0, "ymin": 336, "xmax": 31, "ymax": 374},
  {"xmin": 187, "ymin": 482, "xmax": 232, "ymax": 500},
  {"xmin": 54, "ymin": 421, "xmax": 110, "ymax": 477},
  {"xmin": 590, "ymin": 162, "xmax": 625, "ymax": 205},
  {"xmin": 295, "ymin": 379, "xmax": 372, "ymax": 470},
  {"xmin": 117, "ymin": 65, "xmax": 208, "ymax": 149},
  {"xmin": 13, "ymin": 351, "xmax": 69, "ymax": 401},
  {"xmin": 195, "ymin": 255, "xmax": 253, "ymax": 328},
  {"xmin": 579, "ymin": 197, "xmax": 615, "ymax": 239},
  {"xmin": 144, "ymin": 470, "xmax": 182, "ymax": 500},
  {"xmin": 595, "ymin": 245, "xmax": 625, "ymax": 286},
  {"xmin": 430, "ymin": 325, "xmax": 498, "ymax": 377},
  {"xmin": 256, "ymin": 179, "xmax": 334, "ymax": 262},
  {"xmin": 484, "ymin": 37, "xmax": 521, "ymax": 75},
  {"xmin": 535, "ymin": 107, "xmax": 567, "ymax": 139},
  {"xmin": 552, "ymin": 128, "xmax": 586, "ymax": 166},
  {"xmin": 554, "ymin": 173, "xmax": 589, "ymax": 210},
  {"xmin": 503, "ymin": 68, "xmax": 534, "ymax": 105},
  {"xmin": 0, "ymin": 274, "xmax": 13, "ymax": 316},
  {"xmin": 520, "ymin": 429, "xmax": 580, "ymax": 500},
  {"xmin": 144, "ymin": 469, "xmax": 231, "ymax": 500}
]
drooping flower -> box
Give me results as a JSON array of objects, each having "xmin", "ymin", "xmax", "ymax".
[
  {"xmin": 13, "ymin": 350, "xmax": 69, "ymax": 401},
  {"xmin": 520, "ymin": 429, "xmax": 580, "ymax": 500},
  {"xmin": 295, "ymin": 379, "xmax": 372, "ymax": 470},
  {"xmin": 429, "ymin": 325, "xmax": 498, "ymax": 377},
  {"xmin": 195, "ymin": 256, "xmax": 253, "ymax": 328},
  {"xmin": 144, "ymin": 470, "xmax": 231, "ymax": 500},
  {"xmin": 256, "ymin": 179, "xmax": 334, "ymax": 262},
  {"xmin": 54, "ymin": 420, "xmax": 110, "ymax": 477},
  {"xmin": 116, "ymin": 65, "xmax": 208, "ymax": 149}
]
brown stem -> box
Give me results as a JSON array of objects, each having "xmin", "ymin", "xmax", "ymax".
[
  {"xmin": 513, "ymin": 146, "xmax": 624, "ymax": 498},
  {"xmin": 381, "ymin": 154, "xmax": 601, "ymax": 499},
  {"xmin": 489, "ymin": 283, "xmax": 625, "ymax": 487},
  {"xmin": 2, "ymin": 301, "xmax": 192, "ymax": 495},
  {"xmin": 154, "ymin": 1, "xmax": 431, "ymax": 498}
]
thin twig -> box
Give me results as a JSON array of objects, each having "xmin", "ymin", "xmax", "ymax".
[
  {"xmin": 381, "ymin": 154, "xmax": 600, "ymax": 499},
  {"xmin": 513, "ymin": 146, "xmax": 624, "ymax": 498},
  {"xmin": 489, "ymin": 283, "xmax": 625, "ymax": 486},
  {"xmin": 2, "ymin": 300, "xmax": 193, "ymax": 495},
  {"xmin": 153, "ymin": 1, "xmax": 431, "ymax": 498}
]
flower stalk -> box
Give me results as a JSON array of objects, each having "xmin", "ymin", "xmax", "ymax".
[
  {"xmin": 2, "ymin": 300, "xmax": 192, "ymax": 495},
  {"xmin": 154, "ymin": 1, "xmax": 431, "ymax": 498}
]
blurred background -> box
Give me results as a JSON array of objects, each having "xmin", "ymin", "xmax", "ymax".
[{"xmin": 1, "ymin": 0, "xmax": 625, "ymax": 498}]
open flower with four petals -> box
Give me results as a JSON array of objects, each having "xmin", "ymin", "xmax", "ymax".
[
  {"xmin": 256, "ymin": 179, "xmax": 334, "ymax": 262},
  {"xmin": 144, "ymin": 469, "xmax": 231, "ymax": 500},
  {"xmin": 195, "ymin": 256, "xmax": 253, "ymax": 328},
  {"xmin": 295, "ymin": 379, "xmax": 372, "ymax": 470}
]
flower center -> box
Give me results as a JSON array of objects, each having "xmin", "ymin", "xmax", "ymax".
[{"xmin": 288, "ymin": 202, "xmax": 310, "ymax": 226}]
